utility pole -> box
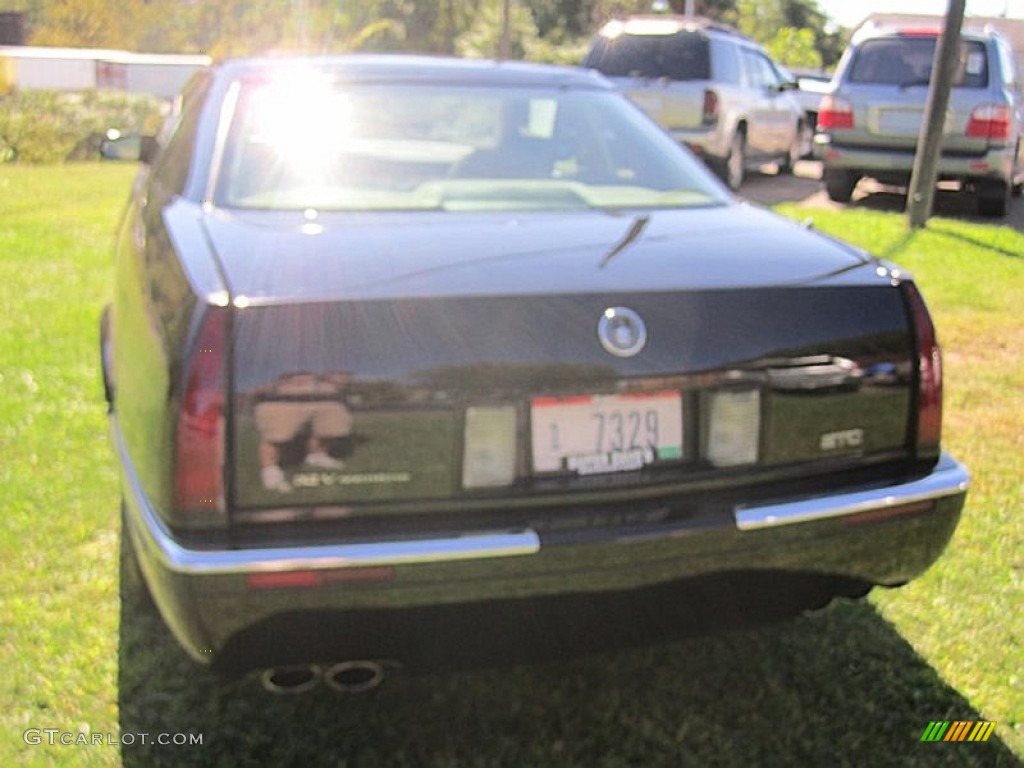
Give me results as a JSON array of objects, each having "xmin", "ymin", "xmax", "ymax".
[
  {"xmin": 499, "ymin": 0, "xmax": 511, "ymax": 60},
  {"xmin": 906, "ymin": 0, "xmax": 967, "ymax": 229}
]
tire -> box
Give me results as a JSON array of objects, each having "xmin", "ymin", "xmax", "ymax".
[
  {"xmin": 100, "ymin": 304, "xmax": 114, "ymax": 411},
  {"xmin": 722, "ymin": 130, "xmax": 746, "ymax": 191},
  {"xmin": 779, "ymin": 121, "xmax": 810, "ymax": 175},
  {"xmin": 824, "ymin": 168, "xmax": 859, "ymax": 203},
  {"xmin": 976, "ymin": 180, "xmax": 1009, "ymax": 217},
  {"xmin": 1011, "ymin": 142, "xmax": 1022, "ymax": 197}
]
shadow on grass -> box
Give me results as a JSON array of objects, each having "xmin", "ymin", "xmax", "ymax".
[
  {"xmin": 117, "ymin": 560, "xmax": 1020, "ymax": 767},
  {"xmin": 845, "ymin": 183, "xmax": 1024, "ymax": 237},
  {"xmin": 925, "ymin": 222, "xmax": 1024, "ymax": 261}
]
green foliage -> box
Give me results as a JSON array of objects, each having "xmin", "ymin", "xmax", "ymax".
[
  {"xmin": 726, "ymin": 0, "xmax": 844, "ymax": 70},
  {"xmin": 0, "ymin": 89, "xmax": 164, "ymax": 163},
  {"xmin": 457, "ymin": 0, "xmax": 535, "ymax": 59},
  {"xmin": 765, "ymin": 26, "xmax": 822, "ymax": 69}
]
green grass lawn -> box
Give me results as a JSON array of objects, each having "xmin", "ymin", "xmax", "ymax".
[{"xmin": 1, "ymin": 164, "xmax": 1021, "ymax": 766}]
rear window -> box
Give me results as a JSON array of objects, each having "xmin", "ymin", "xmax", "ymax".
[
  {"xmin": 583, "ymin": 31, "xmax": 711, "ymax": 80},
  {"xmin": 214, "ymin": 72, "xmax": 727, "ymax": 212},
  {"xmin": 848, "ymin": 36, "xmax": 988, "ymax": 88}
]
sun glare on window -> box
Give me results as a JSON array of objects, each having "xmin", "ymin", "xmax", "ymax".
[{"xmin": 246, "ymin": 72, "xmax": 352, "ymax": 173}]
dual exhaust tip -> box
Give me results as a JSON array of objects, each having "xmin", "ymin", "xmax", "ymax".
[{"xmin": 260, "ymin": 660, "xmax": 392, "ymax": 695}]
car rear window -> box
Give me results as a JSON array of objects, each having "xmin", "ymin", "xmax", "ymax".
[
  {"xmin": 848, "ymin": 36, "xmax": 988, "ymax": 88},
  {"xmin": 583, "ymin": 31, "xmax": 711, "ymax": 81},
  {"xmin": 214, "ymin": 72, "xmax": 728, "ymax": 212}
]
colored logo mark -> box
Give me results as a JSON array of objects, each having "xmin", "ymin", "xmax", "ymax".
[{"xmin": 920, "ymin": 721, "xmax": 996, "ymax": 742}]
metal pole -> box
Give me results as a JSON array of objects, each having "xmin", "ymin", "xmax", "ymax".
[{"xmin": 906, "ymin": 0, "xmax": 967, "ymax": 229}]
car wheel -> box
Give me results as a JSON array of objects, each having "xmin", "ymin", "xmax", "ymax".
[
  {"xmin": 780, "ymin": 121, "xmax": 811, "ymax": 175},
  {"xmin": 976, "ymin": 180, "xmax": 1009, "ymax": 217},
  {"xmin": 100, "ymin": 304, "xmax": 115, "ymax": 411},
  {"xmin": 824, "ymin": 169, "xmax": 859, "ymax": 203},
  {"xmin": 723, "ymin": 130, "xmax": 746, "ymax": 191}
]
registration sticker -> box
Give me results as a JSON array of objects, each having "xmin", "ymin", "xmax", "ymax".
[{"xmin": 531, "ymin": 392, "xmax": 683, "ymax": 475}]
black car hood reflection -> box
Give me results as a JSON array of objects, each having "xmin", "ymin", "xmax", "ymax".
[{"xmin": 196, "ymin": 202, "xmax": 872, "ymax": 304}]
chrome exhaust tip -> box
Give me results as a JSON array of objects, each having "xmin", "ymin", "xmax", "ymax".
[
  {"xmin": 323, "ymin": 660, "xmax": 388, "ymax": 694},
  {"xmin": 260, "ymin": 664, "xmax": 321, "ymax": 695}
]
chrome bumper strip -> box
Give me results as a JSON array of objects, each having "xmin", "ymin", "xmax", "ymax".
[
  {"xmin": 156, "ymin": 527, "xmax": 542, "ymax": 576},
  {"xmin": 114, "ymin": 423, "xmax": 540, "ymax": 576},
  {"xmin": 734, "ymin": 453, "xmax": 969, "ymax": 531}
]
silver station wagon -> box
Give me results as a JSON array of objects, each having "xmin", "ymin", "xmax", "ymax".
[
  {"xmin": 816, "ymin": 23, "xmax": 1024, "ymax": 216},
  {"xmin": 102, "ymin": 55, "xmax": 968, "ymax": 694}
]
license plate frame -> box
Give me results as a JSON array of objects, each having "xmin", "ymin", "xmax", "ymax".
[{"xmin": 530, "ymin": 391, "xmax": 683, "ymax": 475}]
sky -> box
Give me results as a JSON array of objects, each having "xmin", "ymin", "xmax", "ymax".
[{"xmin": 815, "ymin": 0, "xmax": 1024, "ymax": 29}]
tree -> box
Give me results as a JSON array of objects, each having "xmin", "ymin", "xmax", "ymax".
[
  {"xmin": 29, "ymin": 0, "xmax": 148, "ymax": 49},
  {"xmin": 726, "ymin": 0, "xmax": 841, "ymax": 71},
  {"xmin": 765, "ymin": 26, "xmax": 821, "ymax": 69}
]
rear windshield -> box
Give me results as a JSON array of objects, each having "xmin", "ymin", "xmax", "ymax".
[
  {"xmin": 583, "ymin": 31, "xmax": 711, "ymax": 80},
  {"xmin": 848, "ymin": 36, "xmax": 988, "ymax": 88},
  {"xmin": 214, "ymin": 72, "xmax": 727, "ymax": 212}
]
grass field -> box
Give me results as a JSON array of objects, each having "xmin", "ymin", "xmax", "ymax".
[{"xmin": 1, "ymin": 164, "xmax": 1021, "ymax": 766}]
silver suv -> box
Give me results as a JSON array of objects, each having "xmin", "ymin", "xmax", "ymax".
[
  {"xmin": 583, "ymin": 15, "xmax": 808, "ymax": 190},
  {"xmin": 816, "ymin": 23, "xmax": 1024, "ymax": 217}
]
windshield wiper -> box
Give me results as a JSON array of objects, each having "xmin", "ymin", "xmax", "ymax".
[{"xmin": 599, "ymin": 214, "xmax": 650, "ymax": 269}]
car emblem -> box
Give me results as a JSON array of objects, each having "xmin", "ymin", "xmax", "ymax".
[{"xmin": 598, "ymin": 307, "xmax": 647, "ymax": 358}]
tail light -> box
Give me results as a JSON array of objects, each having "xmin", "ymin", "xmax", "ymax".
[
  {"xmin": 817, "ymin": 95, "xmax": 854, "ymax": 131},
  {"xmin": 966, "ymin": 104, "xmax": 1011, "ymax": 141},
  {"xmin": 174, "ymin": 307, "xmax": 228, "ymax": 525},
  {"xmin": 701, "ymin": 88, "xmax": 719, "ymax": 126},
  {"xmin": 903, "ymin": 282, "xmax": 942, "ymax": 457}
]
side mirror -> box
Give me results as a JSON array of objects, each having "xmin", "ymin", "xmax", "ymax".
[{"xmin": 100, "ymin": 135, "xmax": 159, "ymax": 164}]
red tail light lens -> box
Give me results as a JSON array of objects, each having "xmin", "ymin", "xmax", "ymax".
[
  {"xmin": 174, "ymin": 307, "xmax": 227, "ymax": 521},
  {"xmin": 701, "ymin": 88, "xmax": 719, "ymax": 125},
  {"xmin": 966, "ymin": 104, "xmax": 1011, "ymax": 141},
  {"xmin": 903, "ymin": 282, "xmax": 942, "ymax": 457},
  {"xmin": 817, "ymin": 95, "xmax": 854, "ymax": 131}
]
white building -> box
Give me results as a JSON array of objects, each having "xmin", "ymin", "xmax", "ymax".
[{"xmin": 0, "ymin": 46, "xmax": 210, "ymax": 97}]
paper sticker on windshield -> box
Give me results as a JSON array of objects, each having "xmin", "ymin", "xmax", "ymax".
[{"xmin": 966, "ymin": 52, "xmax": 985, "ymax": 76}]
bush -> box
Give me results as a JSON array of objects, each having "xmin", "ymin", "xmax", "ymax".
[{"xmin": 0, "ymin": 89, "xmax": 166, "ymax": 164}]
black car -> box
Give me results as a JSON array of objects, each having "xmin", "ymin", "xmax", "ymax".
[{"xmin": 102, "ymin": 55, "xmax": 968, "ymax": 694}]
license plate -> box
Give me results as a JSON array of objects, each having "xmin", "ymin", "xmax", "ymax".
[{"xmin": 531, "ymin": 392, "xmax": 683, "ymax": 475}]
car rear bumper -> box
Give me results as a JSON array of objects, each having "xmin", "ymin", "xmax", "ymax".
[
  {"xmin": 118, "ymin": 423, "xmax": 968, "ymax": 666},
  {"xmin": 814, "ymin": 137, "xmax": 1015, "ymax": 183},
  {"xmin": 669, "ymin": 128, "xmax": 724, "ymax": 160}
]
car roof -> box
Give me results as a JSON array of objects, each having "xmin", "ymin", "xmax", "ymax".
[
  {"xmin": 596, "ymin": 14, "xmax": 751, "ymax": 43},
  {"xmin": 851, "ymin": 22, "xmax": 997, "ymax": 46},
  {"xmin": 214, "ymin": 54, "xmax": 612, "ymax": 90}
]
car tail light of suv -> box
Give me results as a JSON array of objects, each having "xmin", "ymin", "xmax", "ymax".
[
  {"xmin": 966, "ymin": 104, "xmax": 1011, "ymax": 141},
  {"xmin": 174, "ymin": 306, "xmax": 228, "ymax": 525},
  {"xmin": 817, "ymin": 95, "xmax": 854, "ymax": 131},
  {"xmin": 701, "ymin": 88, "xmax": 719, "ymax": 126}
]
